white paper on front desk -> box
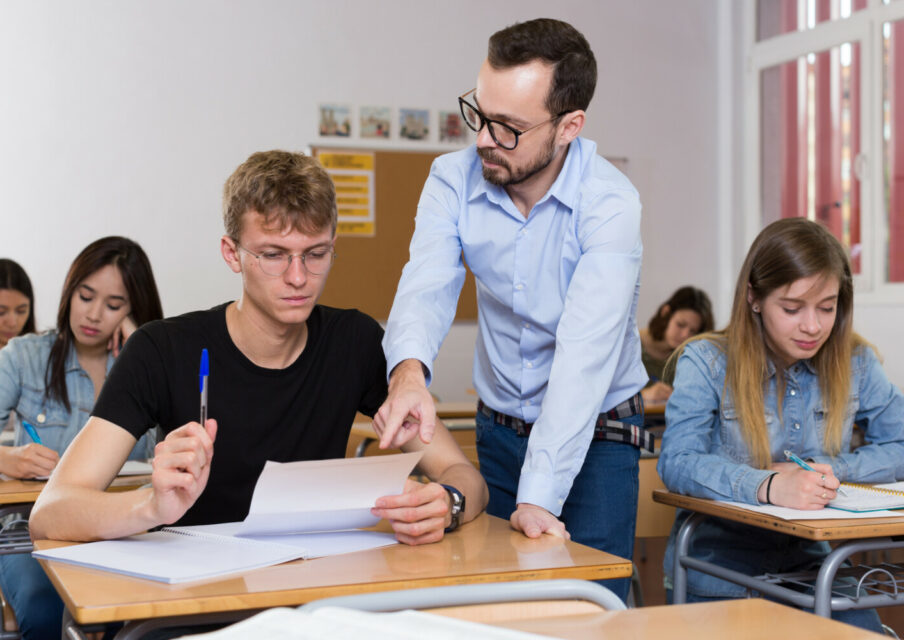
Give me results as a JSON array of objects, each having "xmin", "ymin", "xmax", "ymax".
[{"xmin": 237, "ymin": 452, "xmax": 423, "ymax": 536}]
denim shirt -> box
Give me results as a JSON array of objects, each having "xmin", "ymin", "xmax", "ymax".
[
  {"xmin": 657, "ymin": 338, "xmax": 904, "ymax": 596},
  {"xmin": 0, "ymin": 331, "xmax": 153, "ymax": 460}
]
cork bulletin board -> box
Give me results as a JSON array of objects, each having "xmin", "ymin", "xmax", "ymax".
[{"xmin": 313, "ymin": 147, "xmax": 478, "ymax": 321}]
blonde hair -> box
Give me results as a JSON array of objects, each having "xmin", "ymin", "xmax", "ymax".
[
  {"xmin": 223, "ymin": 150, "xmax": 337, "ymax": 239},
  {"xmin": 681, "ymin": 219, "xmax": 860, "ymax": 468}
]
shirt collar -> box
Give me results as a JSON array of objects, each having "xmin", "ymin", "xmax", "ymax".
[
  {"xmin": 765, "ymin": 357, "xmax": 817, "ymax": 379},
  {"xmin": 63, "ymin": 340, "xmax": 115, "ymax": 374},
  {"xmin": 467, "ymin": 138, "xmax": 585, "ymax": 214}
]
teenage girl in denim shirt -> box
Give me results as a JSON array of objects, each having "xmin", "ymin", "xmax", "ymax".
[
  {"xmin": 658, "ymin": 218, "xmax": 904, "ymax": 633},
  {"xmin": 0, "ymin": 236, "xmax": 162, "ymax": 640}
]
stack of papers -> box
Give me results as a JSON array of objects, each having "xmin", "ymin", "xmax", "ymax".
[{"xmin": 34, "ymin": 452, "xmax": 422, "ymax": 583}]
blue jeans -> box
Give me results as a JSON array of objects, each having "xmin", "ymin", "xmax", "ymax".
[
  {"xmin": 476, "ymin": 409, "xmax": 641, "ymax": 602},
  {"xmin": 665, "ymin": 589, "xmax": 884, "ymax": 634},
  {"xmin": 0, "ymin": 552, "xmax": 63, "ymax": 640}
]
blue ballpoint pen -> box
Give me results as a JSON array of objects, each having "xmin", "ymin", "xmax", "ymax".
[
  {"xmin": 199, "ymin": 348, "xmax": 209, "ymax": 425},
  {"xmin": 21, "ymin": 420, "xmax": 43, "ymax": 445},
  {"xmin": 783, "ymin": 449, "xmax": 848, "ymax": 496}
]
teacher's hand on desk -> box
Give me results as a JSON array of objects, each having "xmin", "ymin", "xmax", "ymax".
[
  {"xmin": 149, "ymin": 419, "xmax": 217, "ymax": 525},
  {"xmin": 758, "ymin": 462, "xmax": 840, "ymax": 510},
  {"xmin": 374, "ymin": 359, "xmax": 437, "ymax": 449},
  {"xmin": 510, "ymin": 503, "xmax": 570, "ymax": 540},
  {"xmin": 0, "ymin": 442, "xmax": 58, "ymax": 479},
  {"xmin": 371, "ymin": 478, "xmax": 451, "ymax": 545}
]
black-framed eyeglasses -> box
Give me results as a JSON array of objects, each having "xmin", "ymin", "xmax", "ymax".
[
  {"xmin": 458, "ymin": 88, "xmax": 568, "ymax": 150},
  {"xmin": 235, "ymin": 242, "xmax": 336, "ymax": 277}
]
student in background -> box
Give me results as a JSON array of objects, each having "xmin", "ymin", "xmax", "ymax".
[
  {"xmin": 658, "ymin": 218, "xmax": 904, "ymax": 632},
  {"xmin": 31, "ymin": 151, "xmax": 487, "ymax": 550},
  {"xmin": 639, "ymin": 286, "xmax": 713, "ymax": 406},
  {"xmin": 0, "ymin": 259, "xmax": 36, "ymax": 349},
  {"xmin": 0, "ymin": 236, "xmax": 161, "ymax": 640}
]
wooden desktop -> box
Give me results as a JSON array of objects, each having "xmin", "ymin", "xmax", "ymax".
[{"xmin": 35, "ymin": 514, "xmax": 632, "ymax": 630}]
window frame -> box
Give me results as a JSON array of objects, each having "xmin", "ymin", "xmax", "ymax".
[{"xmin": 744, "ymin": 0, "xmax": 904, "ymax": 302}]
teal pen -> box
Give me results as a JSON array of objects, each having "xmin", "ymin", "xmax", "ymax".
[
  {"xmin": 21, "ymin": 420, "xmax": 43, "ymax": 445},
  {"xmin": 783, "ymin": 449, "xmax": 848, "ymax": 497}
]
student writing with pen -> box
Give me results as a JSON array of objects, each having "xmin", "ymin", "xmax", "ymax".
[
  {"xmin": 657, "ymin": 219, "xmax": 904, "ymax": 633},
  {"xmin": 0, "ymin": 237, "xmax": 162, "ymax": 640},
  {"xmin": 31, "ymin": 151, "xmax": 487, "ymax": 558}
]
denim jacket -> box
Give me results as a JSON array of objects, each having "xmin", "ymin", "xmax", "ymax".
[
  {"xmin": 657, "ymin": 338, "xmax": 904, "ymax": 597},
  {"xmin": 0, "ymin": 331, "xmax": 153, "ymax": 460}
]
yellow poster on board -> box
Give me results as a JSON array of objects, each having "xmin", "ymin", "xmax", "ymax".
[{"xmin": 316, "ymin": 150, "xmax": 375, "ymax": 237}]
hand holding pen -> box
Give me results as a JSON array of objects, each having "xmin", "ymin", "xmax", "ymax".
[
  {"xmin": 147, "ymin": 348, "xmax": 216, "ymax": 525},
  {"xmin": 0, "ymin": 420, "xmax": 59, "ymax": 479},
  {"xmin": 784, "ymin": 450, "xmax": 848, "ymax": 497}
]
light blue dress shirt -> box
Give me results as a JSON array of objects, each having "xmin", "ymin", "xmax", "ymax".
[
  {"xmin": 384, "ymin": 138, "xmax": 647, "ymax": 515},
  {"xmin": 0, "ymin": 331, "xmax": 153, "ymax": 459}
]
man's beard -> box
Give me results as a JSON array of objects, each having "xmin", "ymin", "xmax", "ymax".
[{"xmin": 478, "ymin": 133, "xmax": 556, "ymax": 187}]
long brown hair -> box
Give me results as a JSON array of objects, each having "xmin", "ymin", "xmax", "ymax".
[
  {"xmin": 0, "ymin": 259, "xmax": 36, "ymax": 335},
  {"xmin": 45, "ymin": 237, "xmax": 163, "ymax": 411},
  {"xmin": 647, "ymin": 286, "xmax": 714, "ymax": 341},
  {"xmin": 689, "ymin": 219, "xmax": 858, "ymax": 468}
]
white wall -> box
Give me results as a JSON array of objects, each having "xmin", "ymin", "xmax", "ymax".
[{"xmin": 0, "ymin": 0, "xmax": 724, "ymax": 402}]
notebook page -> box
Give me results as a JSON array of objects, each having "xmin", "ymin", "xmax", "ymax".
[
  {"xmin": 169, "ymin": 521, "xmax": 398, "ymax": 558},
  {"xmin": 33, "ymin": 530, "xmax": 305, "ymax": 584}
]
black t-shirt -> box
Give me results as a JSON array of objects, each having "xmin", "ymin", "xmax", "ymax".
[{"xmin": 93, "ymin": 303, "xmax": 388, "ymax": 526}]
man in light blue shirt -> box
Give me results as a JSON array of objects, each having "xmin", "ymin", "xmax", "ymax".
[{"xmin": 377, "ymin": 18, "xmax": 649, "ymax": 600}]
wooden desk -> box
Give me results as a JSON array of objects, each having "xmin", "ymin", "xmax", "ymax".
[
  {"xmin": 494, "ymin": 598, "xmax": 881, "ymax": 639},
  {"xmin": 35, "ymin": 514, "xmax": 632, "ymax": 631},
  {"xmin": 654, "ymin": 490, "xmax": 904, "ymax": 617},
  {"xmin": 0, "ymin": 474, "xmax": 151, "ymax": 555},
  {"xmin": 0, "ymin": 474, "xmax": 150, "ymax": 506}
]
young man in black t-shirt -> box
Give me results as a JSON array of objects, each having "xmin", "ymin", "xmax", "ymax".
[{"xmin": 31, "ymin": 151, "xmax": 487, "ymax": 545}]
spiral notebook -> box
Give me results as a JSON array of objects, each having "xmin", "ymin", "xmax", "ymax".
[
  {"xmin": 33, "ymin": 528, "xmax": 307, "ymax": 583},
  {"xmin": 828, "ymin": 481, "xmax": 904, "ymax": 513},
  {"xmin": 33, "ymin": 452, "xmax": 421, "ymax": 583}
]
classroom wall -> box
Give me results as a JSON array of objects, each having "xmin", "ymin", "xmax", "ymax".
[{"xmin": 0, "ymin": 0, "xmax": 725, "ymax": 402}]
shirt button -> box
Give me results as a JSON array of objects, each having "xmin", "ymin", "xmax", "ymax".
[
  {"xmin": 790, "ymin": 389, "xmax": 796, "ymax": 396},
  {"xmin": 526, "ymin": 362, "xmax": 533, "ymax": 369},
  {"xmin": 793, "ymin": 423, "xmax": 800, "ymax": 430},
  {"xmin": 523, "ymin": 322, "xmax": 531, "ymax": 329},
  {"xmin": 515, "ymin": 283, "xmax": 524, "ymax": 291},
  {"xmin": 525, "ymin": 400, "xmax": 532, "ymax": 406},
  {"xmin": 37, "ymin": 413, "xmax": 46, "ymax": 423}
]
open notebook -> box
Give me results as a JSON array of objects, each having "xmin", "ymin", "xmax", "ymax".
[
  {"xmin": 33, "ymin": 452, "xmax": 422, "ymax": 583},
  {"xmin": 829, "ymin": 481, "xmax": 904, "ymax": 513}
]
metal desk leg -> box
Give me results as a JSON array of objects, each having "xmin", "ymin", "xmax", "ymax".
[{"xmin": 672, "ymin": 511, "xmax": 706, "ymax": 604}]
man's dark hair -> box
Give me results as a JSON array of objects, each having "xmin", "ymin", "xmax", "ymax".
[{"xmin": 488, "ymin": 18, "xmax": 597, "ymax": 115}]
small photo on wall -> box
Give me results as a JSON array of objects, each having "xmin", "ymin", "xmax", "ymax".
[
  {"xmin": 319, "ymin": 104, "xmax": 351, "ymax": 137},
  {"xmin": 399, "ymin": 108, "xmax": 429, "ymax": 141},
  {"xmin": 360, "ymin": 106, "xmax": 391, "ymax": 139},
  {"xmin": 439, "ymin": 111, "xmax": 469, "ymax": 144}
]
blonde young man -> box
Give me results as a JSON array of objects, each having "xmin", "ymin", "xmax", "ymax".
[{"xmin": 31, "ymin": 150, "xmax": 486, "ymax": 546}]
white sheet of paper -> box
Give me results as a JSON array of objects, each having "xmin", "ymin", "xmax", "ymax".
[
  {"xmin": 171, "ymin": 521, "xmax": 398, "ymax": 558},
  {"xmin": 238, "ymin": 452, "xmax": 423, "ymax": 535},
  {"xmin": 716, "ymin": 499, "xmax": 902, "ymax": 520},
  {"xmin": 174, "ymin": 606, "xmax": 552, "ymax": 640}
]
